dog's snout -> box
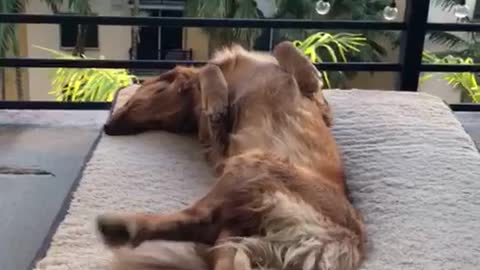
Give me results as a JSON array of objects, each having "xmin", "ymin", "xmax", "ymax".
[
  {"xmin": 103, "ymin": 122, "xmax": 116, "ymax": 135},
  {"xmin": 103, "ymin": 121, "xmax": 144, "ymax": 136},
  {"xmin": 104, "ymin": 121, "xmax": 128, "ymax": 136}
]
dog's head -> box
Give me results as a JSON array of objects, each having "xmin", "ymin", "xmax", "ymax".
[{"xmin": 104, "ymin": 66, "xmax": 201, "ymax": 135}]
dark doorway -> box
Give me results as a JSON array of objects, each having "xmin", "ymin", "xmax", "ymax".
[
  {"xmin": 134, "ymin": 9, "xmax": 185, "ymax": 60},
  {"xmin": 136, "ymin": 10, "xmax": 159, "ymax": 60},
  {"xmin": 159, "ymin": 9, "xmax": 184, "ymax": 59},
  {"xmin": 253, "ymin": 8, "xmax": 271, "ymax": 51}
]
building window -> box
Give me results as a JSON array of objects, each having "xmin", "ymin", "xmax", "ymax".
[{"xmin": 59, "ymin": 14, "xmax": 99, "ymax": 48}]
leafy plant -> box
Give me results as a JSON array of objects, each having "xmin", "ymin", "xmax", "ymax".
[
  {"xmin": 422, "ymin": 51, "xmax": 480, "ymax": 103},
  {"xmin": 1, "ymin": 0, "xmax": 92, "ymax": 100},
  {"xmin": 185, "ymin": 0, "xmax": 261, "ymax": 49},
  {"xmin": 0, "ymin": 0, "xmax": 22, "ymax": 58},
  {"xmin": 185, "ymin": 0, "xmax": 393, "ymax": 58},
  {"xmin": 35, "ymin": 46, "xmax": 137, "ymax": 102},
  {"xmin": 293, "ymin": 32, "xmax": 368, "ymax": 88},
  {"xmin": 428, "ymin": 0, "xmax": 480, "ymax": 61},
  {"xmin": 1, "ymin": 0, "xmax": 25, "ymax": 99},
  {"xmin": 315, "ymin": 0, "xmax": 397, "ymax": 58}
]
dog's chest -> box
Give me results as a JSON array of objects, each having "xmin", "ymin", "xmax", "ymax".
[{"xmin": 228, "ymin": 105, "xmax": 330, "ymax": 169}]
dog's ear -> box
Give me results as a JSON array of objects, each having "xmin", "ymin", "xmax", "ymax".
[
  {"xmin": 155, "ymin": 68, "xmax": 179, "ymax": 83},
  {"xmin": 143, "ymin": 67, "xmax": 196, "ymax": 87}
]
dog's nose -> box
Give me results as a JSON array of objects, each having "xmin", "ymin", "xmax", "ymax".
[
  {"xmin": 103, "ymin": 123, "xmax": 117, "ymax": 135},
  {"xmin": 103, "ymin": 122, "xmax": 142, "ymax": 136}
]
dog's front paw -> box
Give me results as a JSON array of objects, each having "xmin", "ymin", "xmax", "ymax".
[{"xmin": 96, "ymin": 214, "xmax": 139, "ymax": 248}]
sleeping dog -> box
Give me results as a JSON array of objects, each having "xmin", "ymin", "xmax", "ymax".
[{"xmin": 97, "ymin": 41, "xmax": 366, "ymax": 270}]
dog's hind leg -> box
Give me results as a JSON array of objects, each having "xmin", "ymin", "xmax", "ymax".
[
  {"xmin": 197, "ymin": 64, "xmax": 230, "ymax": 173},
  {"xmin": 211, "ymin": 229, "xmax": 252, "ymax": 270},
  {"xmin": 211, "ymin": 230, "xmax": 240, "ymax": 270}
]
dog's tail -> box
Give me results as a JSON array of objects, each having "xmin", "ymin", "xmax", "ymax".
[
  {"xmin": 220, "ymin": 192, "xmax": 365, "ymax": 270},
  {"xmin": 109, "ymin": 241, "xmax": 210, "ymax": 270}
]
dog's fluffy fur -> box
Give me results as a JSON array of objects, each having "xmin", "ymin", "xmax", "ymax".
[
  {"xmin": 109, "ymin": 241, "xmax": 210, "ymax": 270},
  {"xmin": 99, "ymin": 42, "xmax": 366, "ymax": 270}
]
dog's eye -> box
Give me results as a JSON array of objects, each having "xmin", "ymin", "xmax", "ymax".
[
  {"xmin": 155, "ymin": 86, "xmax": 166, "ymax": 93},
  {"xmin": 154, "ymin": 81, "xmax": 170, "ymax": 93}
]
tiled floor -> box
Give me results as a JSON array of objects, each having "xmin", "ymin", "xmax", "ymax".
[
  {"xmin": 0, "ymin": 110, "xmax": 108, "ymax": 270},
  {"xmin": 455, "ymin": 112, "xmax": 480, "ymax": 150},
  {"xmin": 0, "ymin": 126, "xmax": 102, "ymax": 270}
]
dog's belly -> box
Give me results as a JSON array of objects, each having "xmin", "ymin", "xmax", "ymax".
[{"xmin": 227, "ymin": 99, "xmax": 341, "ymax": 177}]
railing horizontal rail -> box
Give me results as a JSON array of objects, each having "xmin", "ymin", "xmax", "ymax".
[
  {"xmin": 0, "ymin": 101, "xmax": 111, "ymax": 110},
  {"xmin": 0, "ymin": 101, "xmax": 477, "ymax": 111},
  {"xmin": 0, "ymin": 58, "xmax": 204, "ymax": 69},
  {"xmin": 0, "ymin": 14, "xmax": 406, "ymax": 30},
  {"xmin": 449, "ymin": 104, "xmax": 480, "ymax": 111},
  {"xmin": 420, "ymin": 64, "xmax": 480, "ymax": 72},
  {"xmin": 427, "ymin": 22, "xmax": 480, "ymax": 32},
  {"xmin": 5, "ymin": 59, "xmax": 480, "ymax": 73},
  {"xmin": 0, "ymin": 58, "xmax": 402, "ymax": 71}
]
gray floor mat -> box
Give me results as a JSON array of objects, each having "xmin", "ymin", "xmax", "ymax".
[{"xmin": 0, "ymin": 110, "xmax": 108, "ymax": 270}]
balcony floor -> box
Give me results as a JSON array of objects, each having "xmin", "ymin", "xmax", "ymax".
[
  {"xmin": 0, "ymin": 110, "xmax": 108, "ymax": 270},
  {"xmin": 454, "ymin": 112, "xmax": 480, "ymax": 150},
  {"xmin": 0, "ymin": 110, "xmax": 478, "ymax": 270}
]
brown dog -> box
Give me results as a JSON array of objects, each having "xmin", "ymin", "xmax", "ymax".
[{"xmin": 98, "ymin": 42, "xmax": 366, "ymax": 270}]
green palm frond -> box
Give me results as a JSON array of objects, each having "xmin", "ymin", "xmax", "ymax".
[
  {"xmin": 427, "ymin": 32, "xmax": 480, "ymax": 62},
  {"xmin": 429, "ymin": 1, "xmax": 480, "ymax": 59},
  {"xmin": 232, "ymin": 0, "xmax": 260, "ymax": 47},
  {"xmin": 0, "ymin": 23, "xmax": 18, "ymax": 57},
  {"xmin": 185, "ymin": 0, "xmax": 396, "ymax": 70},
  {"xmin": 0, "ymin": 0, "xmax": 25, "ymax": 57},
  {"xmin": 422, "ymin": 52, "xmax": 480, "ymax": 103},
  {"xmin": 274, "ymin": 0, "xmax": 315, "ymax": 18},
  {"xmin": 35, "ymin": 45, "xmax": 137, "ymax": 102},
  {"xmin": 1, "ymin": 0, "xmax": 91, "ymax": 57},
  {"xmin": 432, "ymin": 0, "xmax": 458, "ymax": 11},
  {"xmin": 428, "ymin": 32, "xmax": 470, "ymax": 49},
  {"xmin": 185, "ymin": 0, "xmax": 233, "ymax": 18},
  {"xmin": 42, "ymin": 0, "xmax": 63, "ymax": 13},
  {"xmin": 68, "ymin": 0, "xmax": 91, "ymax": 14},
  {"xmin": 0, "ymin": 0, "xmax": 24, "ymax": 14}
]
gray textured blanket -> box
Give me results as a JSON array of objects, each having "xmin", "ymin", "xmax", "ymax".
[
  {"xmin": 34, "ymin": 89, "xmax": 480, "ymax": 270},
  {"xmin": 326, "ymin": 90, "xmax": 480, "ymax": 270}
]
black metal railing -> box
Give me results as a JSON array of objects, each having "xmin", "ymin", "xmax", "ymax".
[
  {"xmin": 128, "ymin": 0, "xmax": 185, "ymax": 6},
  {"xmin": 0, "ymin": 0, "xmax": 479, "ymax": 111}
]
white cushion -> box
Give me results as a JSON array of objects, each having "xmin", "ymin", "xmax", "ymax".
[{"xmin": 325, "ymin": 89, "xmax": 480, "ymax": 270}]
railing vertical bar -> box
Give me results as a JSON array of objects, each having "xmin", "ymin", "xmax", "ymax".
[
  {"xmin": 268, "ymin": 28, "xmax": 274, "ymax": 51},
  {"xmin": 397, "ymin": 0, "xmax": 430, "ymax": 91}
]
